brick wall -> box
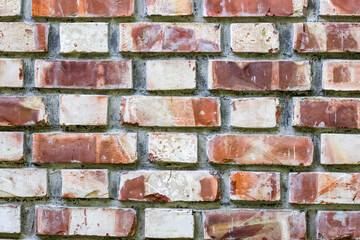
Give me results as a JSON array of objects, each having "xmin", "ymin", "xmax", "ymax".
[{"xmin": 0, "ymin": 0, "xmax": 360, "ymax": 239}]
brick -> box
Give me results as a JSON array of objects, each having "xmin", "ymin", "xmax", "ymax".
[
  {"xmin": 146, "ymin": 0, "xmax": 193, "ymax": 16},
  {"xmin": 0, "ymin": 96, "xmax": 48, "ymax": 126},
  {"xmin": 0, "ymin": 59, "xmax": 23, "ymax": 88},
  {"xmin": 203, "ymin": 209, "xmax": 306, "ymax": 239},
  {"xmin": 148, "ymin": 133, "xmax": 197, "ymax": 164},
  {"xmin": 0, "ymin": 0, "xmax": 21, "ymax": 16},
  {"xmin": 120, "ymin": 96, "xmax": 221, "ymax": 127},
  {"xmin": 203, "ymin": 0, "xmax": 307, "ymax": 17},
  {"xmin": 208, "ymin": 60, "xmax": 311, "ymax": 91},
  {"xmin": 61, "ymin": 169, "xmax": 109, "ymax": 198},
  {"xmin": 231, "ymin": 98, "xmax": 280, "ymax": 128},
  {"xmin": 0, "ymin": 132, "xmax": 23, "ymax": 162},
  {"xmin": 119, "ymin": 171, "xmax": 220, "ymax": 202},
  {"xmin": 321, "ymin": 134, "xmax": 360, "ymax": 165},
  {"xmin": 320, "ymin": 0, "xmax": 360, "ymax": 16},
  {"xmin": 35, "ymin": 60, "xmax": 132, "ymax": 89},
  {"xmin": 33, "ymin": 133, "xmax": 137, "ymax": 164},
  {"xmin": 294, "ymin": 23, "xmax": 360, "ymax": 53},
  {"xmin": 322, "ymin": 60, "xmax": 360, "ymax": 91},
  {"xmin": 293, "ymin": 97, "xmax": 360, "ymax": 129},
  {"xmin": 0, "ymin": 169, "xmax": 47, "ymax": 197},
  {"xmin": 59, "ymin": 95, "xmax": 108, "ymax": 126},
  {"xmin": 146, "ymin": 60, "xmax": 196, "ymax": 90},
  {"xmin": 32, "ymin": 0, "xmax": 134, "ymax": 17},
  {"xmin": 36, "ymin": 206, "xmax": 136, "ymax": 237},
  {"xmin": 145, "ymin": 209, "xmax": 194, "ymax": 239},
  {"xmin": 119, "ymin": 23, "xmax": 221, "ymax": 52},
  {"xmin": 207, "ymin": 134, "xmax": 313, "ymax": 166},
  {"xmin": 230, "ymin": 172, "xmax": 281, "ymax": 201},
  {"xmin": 289, "ymin": 172, "xmax": 360, "ymax": 204},
  {"xmin": 317, "ymin": 211, "xmax": 360, "ymax": 240},
  {"xmin": 59, "ymin": 23, "xmax": 108, "ymax": 53},
  {"xmin": 0, "ymin": 23, "xmax": 48, "ymax": 52},
  {"xmin": 0, "ymin": 204, "xmax": 21, "ymax": 234},
  {"xmin": 231, "ymin": 23, "xmax": 279, "ymax": 53}
]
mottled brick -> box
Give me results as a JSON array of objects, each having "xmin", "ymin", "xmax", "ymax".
[
  {"xmin": 146, "ymin": 0, "xmax": 193, "ymax": 16},
  {"xmin": 322, "ymin": 60, "xmax": 360, "ymax": 91},
  {"xmin": 0, "ymin": 132, "xmax": 23, "ymax": 162},
  {"xmin": 0, "ymin": 204, "xmax": 21, "ymax": 234},
  {"xmin": 320, "ymin": 0, "xmax": 360, "ymax": 15},
  {"xmin": 33, "ymin": 133, "xmax": 137, "ymax": 164},
  {"xmin": 321, "ymin": 134, "xmax": 360, "ymax": 164},
  {"xmin": 0, "ymin": 0, "xmax": 21, "ymax": 16},
  {"xmin": 0, "ymin": 59, "xmax": 23, "ymax": 87}
]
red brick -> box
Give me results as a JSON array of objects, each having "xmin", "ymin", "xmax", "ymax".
[
  {"xmin": 207, "ymin": 134, "xmax": 313, "ymax": 166},
  {"xmin": 119, "ymin": 171, "xmax": 220, "ymax": 202},
  {"xmin": 0, "ymin": 132, "xmax": 23, "ymax": 162},
  {"xmin": 120, "ymin": 96, "xmax": 221, "ymax": 127},
  {"xmin": 203, "ymin": 0, "xmax": 307, "ymax": 17},
  {"xmin": 231, "ymin": 172, "xmax": 280, "ymax": 201},
  {"xmin": 119, "ymin": 23, "xmax": 221, "ymax": 52},
  {"xmin": 36, "ymin": 206, "xmax": 136, "ymax": 237},
  {"xmin": 146, "ymin": 0, "xmax": 193, "ymax": 16},
  {"xmin": 293, "ymin": 97, "xmax": 360, "ymax": 129},
  {"xmin": 0, "ymin": 97, "xmax": 48, "ymax": 126},
  {"xmin": 289, "ymin": 172, "xmax": 360, "ymax": 204},
  {"xmin": 0, "ymin": 0, "xmax": 21, "ymax": 16},
  {"xmin": 0, "ymin": 23, "xmax": 48, "ymax": 52},
  {"xmin": 320, "ymin": 0, "xmax": 360, "ymax": 16},
  {"xmin": 32, "ymin": 133, "xmax": 137, "ymax": 164},
  {"xmin": 0, "ymin": 204, "xmax": 21, "ymax": 234},
  {"xmin": 32, "ymin": 0, "xmax": 134, "ymax": 17},
  {"xmin": 35, "ymin": 60, "xmax": 132, "ymax": 89},
  {"xmin": 203, "ymin": 209, "xmax": 306, "ymax": 239},
  {"xmin": 0, "ymin": 59, "xmax": 23, "ymax": 88},
  {"xmin": 294, "ymin": 23, "xmax": 360, "ymax": 53},
  {"xmin": 208, "ymin": 60, "xmax": 311, "ymax": 91},
  {"xmin": 322, "ymin": 60, "xmax": 360, "ymax": 91},
  {"xmin": 317, "ymin": 211, "xmax": 360, "ymax": 239}
]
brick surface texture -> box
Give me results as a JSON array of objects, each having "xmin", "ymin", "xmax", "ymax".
[{"xmin": 0, "ymin": 0, "xmax": 360, "ymax": 239}]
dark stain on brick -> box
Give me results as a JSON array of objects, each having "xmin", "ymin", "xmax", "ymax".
[
  {"xmin": 192, "ymin": 98, "xmax": 220, "ymax": 126},
  {"xmin": 330, "ymin": 0, "xmax": 360, "ymax": 14},
  {"xmin": 131, "ymin": 24, "xmax": 163, "ymax": 51},
  {"xmin": 36, "ymin": 207, "xmax": 71, "ymax": 235},
  {"xmin": 326, "ymin": 24, "xmax": 358, "ymax": 52},
  {"xmin": 290, "ymin": 173, "xmax": 318, "ymax": 203},
  {"xmin": 119, "ymin": 175, "xmax": 145, "ymax": 200}
]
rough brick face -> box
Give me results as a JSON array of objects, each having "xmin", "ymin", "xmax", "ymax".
[
  {"xmin": 35, "ymin": 60, "xmax": 132, "ymax": 89},
  {"xmin": 319, "ymin": 0, "xmax": 360, "ymax": 15},
  {"xmin": 146, "ymin": 0, "xmax": 193, "ymax": 16},
  {"xmin": 321, "ymin": 134, "xmax": 360, "ymax": 164},
  {"xmin": 119, "ymin": 23, "xmax": 221, "ymax": 52},
  {"xmin": 0, "ymin": 132, "xmax": 23, "ymax": 162},
  {"xmin": 33, "ymin": 133, "xmax": 137, "ymax": 164},
  {"xmin": 36, "ymin": 206, "xmax": 136, "ymax": 237},
  {"xmin": 0, "ymin": 59, "xmax": 23, "ymax": 87},
  {"xmin": 322, "ymin": 60, "xmax": 360, "ymax": 91},
  {"xmin": 0, "ymin": 0, "xmax": 21, "ymax": 16},
  {"xmin": 0, "ymin": 204, "xmax": 21, "ymax": 234}
]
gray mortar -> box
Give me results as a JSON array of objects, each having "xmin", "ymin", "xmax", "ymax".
[{"xmin": 1, "ymin": 0, "xmax": 360, "ymax": 239}]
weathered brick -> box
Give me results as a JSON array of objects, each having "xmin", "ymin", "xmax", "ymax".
[
  {"xmin": 120, "ymin": 96, "xmax": 221, "ymax": 127},
  {"xmin": 59, "ymin": 95, "xmax": 108, "ymax": 126},
  {"xmin": 61, "ymin": 169, "xmax": 109, "ymax": 199},
  {"xmin": 148, "ymin": 133, "xmax": 197, "ymax": 164},
  {"xmin": 119, "ymin": 23, "xmax": 221, "ymax": 52},
  {"xmin": 0, "ymin": 132, "xmax": 23, "ymax": 162},
  {"xmin": 35, "ymin": 60, "xmax": 132, "ymax": 89},
  {"xmin": 0, "ymin": 97, "xmax": 48, "ymax": 126},
  {"xmin": 0, "ymin": 23, "xmax": 48, "ymax": 52},
  {"xmin": 317, "ymin": 211, "xmax": 360, "ymax": 240},
  {"xmin": 0, "ymin": 0, "xmax": 21, "ymax": 16},
  {"xmin": 231, "ymin": 23, "xmax": 279, "ymax": 53},
  {"xmin": 32, "ymin": 0, "xmax": 134, "ymax": 17},
  {"xmin": 207, "ymin": 134, "xmax": 313, "ymax": 166},
  {"xmin": 60, "ymin": 23, "xmax": 108, "ymax": 53},
  {"xmin": 322, "ymin": 60, "xmax": 360, "ymax": 91},
  {"xmin": 320, "ymin": 0, "xmax": 360, "ymax": 16},
  {"xmin": 203, "ymin": 0, "xmax": 307, "ymax": 17},
  {"xmin": 293, "ymin": 97, "xmax": 360, "ymax": 129},
  {"xmin": 36, "ymin": 206, "xmax": 136, "ymax": 237},
  {"xmin": 231, "ymin": 98, "xmax": 280, "ymax": 128},
  {"xmin": 290, "ymin": 172, "xmax": 360, "ymax": 204},
  {"xmin": 0, "ymin": 204, "xmax": 21, "ymax": 234},
  {"xmin": 208, "ymin": 60, "xmax": 311, "ymax": 91},
  {"xmin": 0, "ymin": 169, "xmax": 47, "ymax": 197},
  {"xmin": 119, "ymin": 171, "xmax": 220, "ymax": 202},
  {"xmin": 321, "ymin": 134, "xmax": 360, "ymax": 165},
  {"xmin": 145, "ymin": 209, "xmax": 194, "ymax": 239},
  {"xmin": 203, "ymin": 209, "xmax": 306, "ymax": 239},
  {"xmin": 0, "ymin": 59, "xmax": 23, "ymax": 88},
  {"xmin": 146, "ymin": 60, "xmax": 196, "ymax": 90},
  {"xmin": 294, "ymin": 23, "xmax": 360, "ymax": 53},
  {"xmin": 146, "ymin": 0, "xmax": 193, "ymax": 16},
  {"xmin": 33, "ymin": 133, "xmax": 137, "ymax": 164},
  {"xmin": 231, "ymin": 172, "xmax": 281, "ymax": 201}
]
